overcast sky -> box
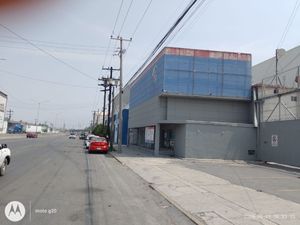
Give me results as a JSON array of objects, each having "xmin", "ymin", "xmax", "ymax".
[{"xmin": 0, "ymin": 0, "xmax": 299, "ymax": 129}]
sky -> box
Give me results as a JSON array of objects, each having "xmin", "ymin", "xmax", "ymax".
[{"xmin": 0, "ymin": 0, "xmax": 299, "ymax": 129}]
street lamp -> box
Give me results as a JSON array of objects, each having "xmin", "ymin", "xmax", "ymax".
[{"xmin": 32, "ymin": 100, "xmax": 50, "ymax": 133}]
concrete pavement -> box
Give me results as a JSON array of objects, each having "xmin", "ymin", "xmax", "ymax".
[{"xmin": 111, "ymin": 147, "xmax": 300, "ymax": 225}]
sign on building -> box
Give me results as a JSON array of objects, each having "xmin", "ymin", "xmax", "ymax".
[
  {"xmin": 271, "ymin": 134, "xmax": 278, "ymax": 147},
  {"xmin": 145, "ymin": 126, "xmax": 155, "ymax": 143}
]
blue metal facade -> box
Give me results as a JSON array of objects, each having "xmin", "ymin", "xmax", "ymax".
[
  {"xmin": 130, "ymin": 56, "xmax": 165, "ymax": 109},
  {"xmin": 130, "ymin": 48, "xmax": 251, "ymax": 109},
  {"xmin": 164, "ymin": 55, "xmax": 251, "ymax": 98}
]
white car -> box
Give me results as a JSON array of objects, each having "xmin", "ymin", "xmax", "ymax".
[
  {"xmin": 68, "ymin": 134, "xmax": 76, "ymax": 139},
  {"xmin": 84, "ymin": 134, "xmax": 97, "ymax": 149},
  {"xmin": 0, "ymin": 144, "xmax": 11, "ymax": 176}
]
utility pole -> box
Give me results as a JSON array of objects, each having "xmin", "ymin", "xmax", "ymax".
[
  {"xmin": 7, "ymin": 109, "xmax": 13, "ymax": 121},
  {"xmin": 111, "ymin": 36, "xmax": 131, "ymax": 152},
  {"xmin": 102, "ymin": 67, "xmax": 120, "ymax": 135},
  {"xmin": 100, "ymin": 84, "xmax": 109, "ymax": 126},
  {"xmin": 111, "ymin": 86, "xmax": 115, "ymax": 149}
]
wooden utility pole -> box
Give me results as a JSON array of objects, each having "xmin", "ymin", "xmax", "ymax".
[
  {"xmin": 102, "ymin": 67, "xmax": 120, "ymax": 136},
  {"xmin": 111, "ymin": 36, "xmax": 131, "ymax": 152}
]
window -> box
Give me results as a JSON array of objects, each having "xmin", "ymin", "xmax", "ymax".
[{"xmin": 291, "ymin": 96, "xmax": 297, "ymax": 102}]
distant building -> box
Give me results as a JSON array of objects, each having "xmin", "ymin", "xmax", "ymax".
[
  {"xmin": 253, "ymin": 46, "xmax": 300, "ymax": 122},
  {"xmin": 0, "ymin": 91, "xmax": 7, "ymax": 134},
  {"xmin": 253, "ymin": 46, "xmax": 300, "ymax": 88}
]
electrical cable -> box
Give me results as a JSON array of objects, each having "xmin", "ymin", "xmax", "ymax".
[
  {"xmin": 0, "ymin": 23, "xmax": 97, "ymax": 81},
  {"xmin": 124, "ymin": 0, "xmax": 202, "ymax": 89},
  {"xmin": 0, "ymin": 69, "xmax": 97, "ymax": 89},
  {"xmin": 278, "ymin": 0, "xmax": 300, "ymax": 48},
  {"xmin": 118, "ymin": 0, "xmax": 134, "ymax": 36},
  {"xmin": 0, "ymin": 44, "xmax": 113, "ymax": 56},
  {"xmin": 0, "ymin": 36, "xmax": 108, "ymax": 50},
  {"xmin": 126, "ymin": 0, "xmax": 153, "ymax": 52},
  {"xmin": 102, "ymin": 0, "xmax": 125, "ymax": 67},
  {"xmin": 112, "ymin": 0, "xmax": 125, "ymax": 36}
]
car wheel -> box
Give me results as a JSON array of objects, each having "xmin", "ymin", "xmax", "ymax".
[{"xmin": 0, "ymin": 159, "xmax": 7, "ymax": 176}]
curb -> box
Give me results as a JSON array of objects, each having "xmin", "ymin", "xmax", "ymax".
[
  {"xmin": 149, "ymin": 183, "xmax": 206, "ymax": 225},
  {"xmin": 109, "ymin": 152, "xmax": 126, "ymax": 166},
  {"xmin": 109, "ymin": 152, "xmax": 206, "ymax": 225}
]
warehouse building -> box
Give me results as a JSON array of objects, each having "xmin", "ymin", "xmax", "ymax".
[
  {"xmin": 252, "ymin": 46, "xmax": 300, "ymax": 167},
  {"xmin": 0, "ymin": 91, "xmax": 7, "ymax": 134},
  {"xmin": 121, "ymin": 47, "xmax": 257, "ymax": 159}
]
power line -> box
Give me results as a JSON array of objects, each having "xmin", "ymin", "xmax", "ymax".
[
  {"xmin": 277, "ymin": 0, "xmax": 300, "ymax": 48},
  {"xmin": 102, "ymin": 0, "xmax": 125, "ymax": 67},
  {"xmin": 118, "ymin": 0, "xmax": 134, "ymax": 36},
  {"xmin": 0, "ymin": 39, "xmax": 111, "ymax": 52},
  {"xmin": 112, "ymin": 0, "xmax": 125, "ymax": 35},
  {"xmin": 0, "ymin": 69, "xmax": 97, "ymax": 89},
  {"xmin": 168, "ymin": 0, "xmax": 212, "ymax": 44},
  {"xmin": 0, "ymin": 35, "xmax": 109, "ymax": 49},
  {"xmin": 126, "ymin": 0, "xmax": 153, "ymax": 52},
  {"xmin": 124, "ymin": 0, "xmax": 203, "ymax": 88},
  {"xmin": 0, "ymin": 23, "xmax": 97, "ymax": 81},
  {"xmin": 125, "ymin": 0, "xmax": 190, "ymax": 79},
  {"xmin": 131, "ymin": 0, "xmax": 153, "ymax": 38},
  {"xmin": 0, "ymin": 44, "xmax": 113, "ymax": 56}
]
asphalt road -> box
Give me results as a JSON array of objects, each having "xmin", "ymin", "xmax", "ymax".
[{"xmin": 0, "ymin": 135, "xmax": 195, "ymax": 225}]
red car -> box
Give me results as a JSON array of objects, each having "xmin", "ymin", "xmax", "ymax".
[
  {"xmin": 88, "ymin": 137, "xmax": 109, "ymax": 153},
  {"xmin": 26, "ymin": 132, "xmax": 38, "ymax": 138}
]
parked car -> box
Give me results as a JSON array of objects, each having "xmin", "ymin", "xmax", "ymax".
[
  {"xmin": 26, "ymin": 132, "xmax": 38, "ymax": 138},
  {"xmin": 0, "ymin": 144, "xmax": 11, "ymax": 176},
  {"xmin": 68, "ymin": 133, "xmax": 76, "ymax": 139},
  {"xmin": 84, "ymin": 134, "xmax": 97, "ymax": 149},
  {"xmin": 88, "ymin": 137, "xmax": 109, "ymax": 153}
]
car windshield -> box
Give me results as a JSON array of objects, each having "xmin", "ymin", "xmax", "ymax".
[{"xmin": 91, "ymin": 137, "xmax": 106, "ymax": 142}]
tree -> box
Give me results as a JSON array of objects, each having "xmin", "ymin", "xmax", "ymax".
[{"xmin": 92, "ymin": 124, "xmax": 107, "ymax": 137}]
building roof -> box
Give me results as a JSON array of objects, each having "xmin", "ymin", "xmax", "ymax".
[{"xmin": 0, "ymin": 90, "xmax": 7, "ymax": 98}]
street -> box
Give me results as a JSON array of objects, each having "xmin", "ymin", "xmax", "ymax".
[{"xmin": 0, "ymin": 135, "xmax": 195, "ymax": 225}]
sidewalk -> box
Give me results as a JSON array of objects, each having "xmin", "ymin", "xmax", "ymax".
[
  {"xmin": 0, "ymin": 133, "xmax": 63, "ymax": 140},
  {"xmin": 111, "ymin": 146, "xmax": 300, "ymax": 225},
  {"xmin": 0, "ymin": 133, "xmax": 25, "ymax": 140}
]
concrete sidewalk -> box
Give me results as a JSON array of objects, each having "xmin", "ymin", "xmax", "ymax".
[
  {"xmin": 0, "ymin": 133, "xmax": 25, "ymax": 140},
  {"xmin": 0, "ymin": 133, "xmax": 63, "ymax": 140},
  {"xmin": 111, "ymin": 147, "xmax": 300, "ymax": 225}
]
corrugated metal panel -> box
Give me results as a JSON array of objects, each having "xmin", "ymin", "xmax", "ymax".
[
  {"xmin": 163, "ymin": 53, "xmax": 251, "ymax": 99},
  {"xmin": 129, "ymin": 47, "xmax": 252, "ymax": 109}
]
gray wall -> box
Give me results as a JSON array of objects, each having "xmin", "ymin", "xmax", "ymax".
[
  {"xmin": 129, "ymin": 95, "xmax": 253, "ymax": 129},
  {"xmin": 165, "ymin": 96, "xmax": 252, "ymax": 124},
  {"xmin": 129, "ymin": 96, "xmax": 166, "ymax": 128},
  {"xmin": 173, "ymin": 124, "xmax": 186, "ymax": 157},
  {"xmin": 184, "ymin": 122, "xmax": 257, "ymax": 160},
  {"xmin": 259, "ymin": 120, "xmax": 300, "ymax": 167}
]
